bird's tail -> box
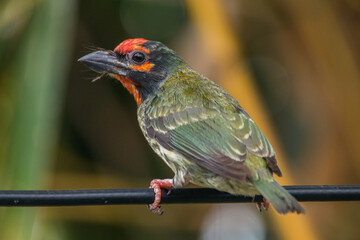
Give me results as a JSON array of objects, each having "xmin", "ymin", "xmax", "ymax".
[{"xmin": 253, "ymin": 180, "xmax": 305, "ymax": 214}]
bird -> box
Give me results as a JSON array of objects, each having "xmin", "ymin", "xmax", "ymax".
[{"xmin": 78, "ymin": 38, "xmax": 305, "ymax": 215}]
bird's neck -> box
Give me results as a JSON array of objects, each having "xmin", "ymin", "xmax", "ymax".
[{"xmin": 114, "ymin": 75, "xmax": 141, "ymax": 106}]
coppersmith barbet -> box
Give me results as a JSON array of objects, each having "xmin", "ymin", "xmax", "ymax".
[{"xmin": 79, "ymin": 38, "xmax": 305, "ymax": 215}]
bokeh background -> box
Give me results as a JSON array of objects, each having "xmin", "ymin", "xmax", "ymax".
[{"xmin": 0, "ymin": 0, "xmax": 359, "ymax": 239}]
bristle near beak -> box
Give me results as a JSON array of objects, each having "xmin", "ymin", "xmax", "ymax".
[{"xmin": 91, "ymin": 73, "xmax": 106, "ymax": 82}]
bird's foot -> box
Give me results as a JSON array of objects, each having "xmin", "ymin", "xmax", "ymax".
[
  {"xmin": 256, "ymin": 197, "xmax": 270, "ymax": 212},
  {"xmin": 148, "ymin": 179, "xmax": 173, "ymax": 215}
]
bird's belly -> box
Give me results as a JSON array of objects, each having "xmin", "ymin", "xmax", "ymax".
[{"xmin": 155, "ymin": 143, "xmax": 259, "ymax": 196}]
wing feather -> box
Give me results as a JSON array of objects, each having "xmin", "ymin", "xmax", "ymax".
[{"xmin": 143, "ymin": 75, "xmax": 282, "ymax": 179}]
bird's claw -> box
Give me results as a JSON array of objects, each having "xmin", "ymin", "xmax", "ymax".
[
  {"xmin": 147, "ymin": 204, "xmax": 164, "ymax": 215},
  {"xmin": 256, "ymin": 197, "xmax": 270, "ymax": 212},
  {"xmin": 256, "ymin": 202, "xmax": 263, "ymax": 212},
  {"xmin": 148, "ymin": 178, "xmax": 173, "ymax": 216}
]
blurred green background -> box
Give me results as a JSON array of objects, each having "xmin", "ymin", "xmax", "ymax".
[{"xmin": 0, "ymin": 0, "xmax": 359, "ymax": 239}]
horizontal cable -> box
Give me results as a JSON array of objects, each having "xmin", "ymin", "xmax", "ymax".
[{"xmin": 0, "ymin": 185, "xmax": 359, "ymax": 207}]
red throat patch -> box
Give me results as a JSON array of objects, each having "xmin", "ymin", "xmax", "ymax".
[
  {"xmin": 114, "ymin": 38, "xmax": 148, "ymax": 54},
  {"xmin": 112, "ymin": 74, "xmax": 141, "ymax": 106}
]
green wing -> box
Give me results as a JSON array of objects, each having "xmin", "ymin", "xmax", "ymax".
[{"xmin": 144, "ymin": 75, "xmax": 281, "ymax": 181}]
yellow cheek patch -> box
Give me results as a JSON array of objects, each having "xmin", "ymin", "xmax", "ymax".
[{"xmin": 129, "ymin": 61, "xmax": 154, "ymax": 72}]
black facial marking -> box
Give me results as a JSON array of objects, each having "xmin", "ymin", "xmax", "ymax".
[{"xmin": 124, "ymin": 41, "xmax": 185, "ymax": 103}]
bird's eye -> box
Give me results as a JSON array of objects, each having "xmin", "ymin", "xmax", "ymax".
[{"xmin": 130, "ymin": 51, "xmax": 146, "ymax": 64}]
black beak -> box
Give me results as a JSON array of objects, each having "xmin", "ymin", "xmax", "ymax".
[{"xmin": 78, "ymin": 51, "xmax": 129, "ymax": 76}]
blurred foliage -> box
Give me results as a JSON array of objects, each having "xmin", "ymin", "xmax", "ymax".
[
  {"xmin": 0, "ymin": 0, "xmax": 75, "ymax": 239},
  {"xmin": 0, "ymin": 0, "xmax": 360, "ymax": 239},
  {"xmin": 119, "ymin": 0, "xmax": 186, "ymax": 40}
]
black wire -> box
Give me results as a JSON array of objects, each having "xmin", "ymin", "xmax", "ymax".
[{"xmin": 0, "ymin": 185, "xmax": 359, "ymax": 207}]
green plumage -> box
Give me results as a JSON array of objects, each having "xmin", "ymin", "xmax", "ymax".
[
  {"xmin": 253, "ymin": 180, "xmax": 304, "ymax": 214},
  {"xmin": 79, "ymin": 39, "xmax": 305, "ymax": 214},
  {"xmin": 138, "ymin": 64, "xmax": 304, "ymax": 214}
]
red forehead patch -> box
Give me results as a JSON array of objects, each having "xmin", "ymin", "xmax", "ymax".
[{"xmin": 114, "ymin": 38, "xmax": 148, "ymax": 54}]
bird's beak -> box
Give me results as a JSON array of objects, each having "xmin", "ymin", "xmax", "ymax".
[{"xmin": 78, "ymin": 51, "xmax": 129, "ymax": 76}]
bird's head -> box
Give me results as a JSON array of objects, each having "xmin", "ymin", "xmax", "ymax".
[{"xmin": 79, "ymin": 38, "xmax": 184, "ymax": 106}]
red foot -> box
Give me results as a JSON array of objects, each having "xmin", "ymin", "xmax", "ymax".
[
  {"xmin": 256, "ymin": 197, "xmax": 270, "ymax": 212},
  {"xmin": 148, "ymin": 179, "xmax": 173, "ymax": 215},
  {"xmin": 263, "ymin": 197, "xmax": 270, "ymax": 210}
]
